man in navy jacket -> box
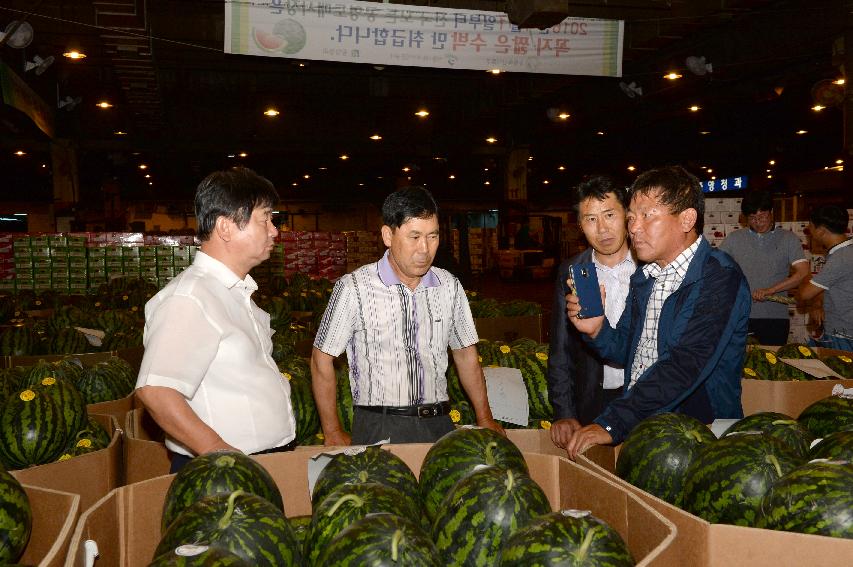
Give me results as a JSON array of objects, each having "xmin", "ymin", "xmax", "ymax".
[{"xmin": 565, "ymin": 166, "xmax": 750, "ymax": 459}]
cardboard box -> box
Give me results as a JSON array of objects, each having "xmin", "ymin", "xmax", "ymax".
[
  {"xmin": 1, "ymin": 346, "xmax": 143, "ymax": 372},
  {"xmin": 577, "ymin": 446, "xmax": 853, "ymax": 567},
  {"xmin": 123, "ymin": 408, "xmax": 171, "ymax": 485},
  {"xmin": 19, "ymin": 485, "xmax": 80, "ymax": 567},
  {"xmin": 475, "ymin": 314, "xmax": 542, "ymax": 342},
  {"xmin": 10, "ymin": 414, "xmax": 121, "ymax": 512},
  {"xmin": 86, "ymin": 393, "xmax": 139, "ymax": 428},
  {"xmin": 66, "ymin": 445, "xmax": 675, "ymax": 567}
]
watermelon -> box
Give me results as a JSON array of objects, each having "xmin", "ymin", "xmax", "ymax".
[
  {"xmin": 742, "ymin": 348, "xmax": 780, "ymax": 380},
  {"xmin": 499, "ymin": 509, "xmax": 634, "ymax": 567},
  {"xmin": 771, "ymin": 360, "xmax": 811, "ymax": 382},
  {"xmin": 162, "ymin": 451, "xmax": 283, "ymax": 532},
  {"xmin": 0, "ymin": 368, "xmax": 19, "ymax": 401},
  {"xmin": 48, "ymin": 327, "xmax": 91, "ymax": 354},
  {"xmin": 311, "ymin": 445, "xmax": 418, "ymax": 509},
  {"xmin": 289, "ymin": 514, "xmax": 312, "ymax": 556},
  {"xmin": 449, "ymin": 400, "xmax": 476, "ymax": 426},
  {"xmin": 149, "ymin": 546, "xmax": 251, "ymax": 566},
  {"xmin": 0, "ymin": 326, "xmax": 35, "ymax": 356},
  {"xmin": 308, "ymin": 483, "xmax": 421, "ymax": 566},
  {"xmin": 57, "ymin": 431, "xmax": 108, "ymax": 461},
  {"xmin": 432, "ymin": 466, "xmax": 551, "ymax": 566},
  {"xmin": 518, "ymin": 351, "xmax": 553, "ymax": 420},
  {"xmin": 509, "ymin": 337, "xmax": 539, "ymax": 354},
  {"xmin": 616, "ymin": 413, "xmax": 716, "ymax": 506},
  {"xmin": 419, "ymin": 427, "xmax": 528, "ymax": 522},
  {"xmin": 101, "ymin": 328, "xmax": 143, "ymax": 351},
  {"xmin": 757, "ymin": 459, "xmax": 853, "ymax": 539},
  {"xmin": 283, "ymin": 373, "xmax": 319, "ymax": 445},
  {"xmin": 821, "ymin": 354, "xmax": 853, "ymax": 378},
  {"xmin": 0, "ymin": 389, "xmax": 68, "ymax": 469},
  {"xmin": 20, "ymin": 359, "xmax": 68, "ymax": 389},
  {"xmin": 445, "ymin": 361, "xmax": 467, "ymax": 404},
  {"xmin": 681, "ymin": 432, "xmax": 802, "ymax": 525},
  {"xmin": 76, "ymin": 360, "xmax": 134, "ymax": 404},
  {"xmin": 0, "ymin": 470, "xmax": 31, "ymax": 564},
  {"xmin": 56, "ymin": 358, "xmax": 87, "ymax": 387},
  {"xmin": 722, "ymin": 412, "xmax": 813, "ymax": 459},
  {"xmin": 316, "ymin": 512, "xmax": 440, "ymax": 566},
  {"xmin": 78, "ymin": 416, "xmax": 112, "ymax": 447},
  {"xmin": 34, "ymin": 375, "xmax": 87, "ymax": 442},
  {"xmin": 155, "ymin": 491, "xmax": 301, "ymax": 567},
  {"xmin": 810, "ymin": 430, "xmax": 853, "ymax": 461},
  {"xmin": 776, "ymin": 343, "xmax": 817, "ymax": 359},
  {"xmin": 798, "ymin": 395, "xmax": 853, "ymax": 438}
]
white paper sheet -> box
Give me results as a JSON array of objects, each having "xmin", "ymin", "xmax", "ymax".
[{"xmin": 483, "ymin": 367, "xmax": 529, "ymax": 426}]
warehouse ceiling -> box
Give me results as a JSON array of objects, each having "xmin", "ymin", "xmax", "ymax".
[{"xmin": 0, "ymin": 0, "xmax": 847, "ymax": 213}]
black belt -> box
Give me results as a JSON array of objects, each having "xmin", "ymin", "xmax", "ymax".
[{"xmin": 356, "ymin": 401, "xmax": 451, "ymax": 418}]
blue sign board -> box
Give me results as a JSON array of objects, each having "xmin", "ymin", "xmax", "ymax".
[{"xmin": 702, "ymin": 176, "xmax": 748, "ymax": 193}]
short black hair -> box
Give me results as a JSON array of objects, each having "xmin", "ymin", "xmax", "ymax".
[
  {"xmin": 741, "ymin": 191, "xmax": 774, "ymax": 216},
  {"xmin": 382, "ymin": 186, "xmax": 438, "ymax": 229},
  {"xmin": 630, "ymin": 165, "xmax": 705, "ymax": 234},
  {"xmin": 810, "ymin": 204, "xmax": 849, "ymax": 235},
  {"xmin": 194, "ymin": 167, "xmax": 279, "ymax": 241},
  {"xmin": 574, "ymin": 175, "xmax": 629, "ymax": 211}
]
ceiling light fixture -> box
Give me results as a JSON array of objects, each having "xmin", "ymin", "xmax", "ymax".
[
  {"xmin": 627, "ymin": 165, "xmax": 636, "ymax": 172},
  {"xmin": 402, "ymin": 167, "xmax": 410, "ymax": 172},
  {"xmin": 239, "ymin": 152, "xmax": 248, "ymax": 157},
  {"xmin": 700, "ymin": 131, "xmax": 711, "ymax": 135},
  {"xmin": 558, "ymin": 166, "xmax": 565, "ymax": 171},
  {"xmin": 796, "ymin": 130, "xmax": 808, "ymax": 135},
  {"xmin": 227, "ymin": 154, "xmax": 236, "ymax": 158},
  {"xmin": 63, "ymin": 50, "xmax": 86, "ymax": 60},
  {"xmin": 144, "ymin": 174, "xmax": 151, "ymax": 179},
  {"xmin": 303, "ymin": 174, "xmax": 310, "ymax": 179},
  {"xmin": 138, "ymin": 164, "xmax": 148, "ymax": 170},
  {"xmin": 596, "ymin": 131, "xmax": 605, "ymax": 136},
  {"xmin": 96, "ymin": 101, "xmax": 113, "ymax": 109},
  {"xmin": 836, "ymin": 159, "xmax": 844, "ymax": 164},
  {"xmin": 769, "ymin": 160, "xmax": 776, "ymax": 165},
  {"xmin": 557, "ymin": 112, "xmax": 570, "ymax": 120},
  {"xmin": 114, "ymin": 130, "xmax": 127, "ymax": 136},
  {"xmin": 689, "ymin": 105, "xmax": 700, "ymax": 112},
  {"xmin": 811, "ymin": 105, "xmax": 825, "ymax": 112},
  {"xmin": 14, "ymin": 151, "xmax": 25, "ymax": 156},
  {"xmin": 415, "ymin": 109, "xmax": 429, "ymax": 118},
  {"xmin": 263, "ymin": 108, "xmax": 280, "ymax": 117},
  {"xmin": 369, "ymin": 134, "xmax": 382, "ymax": 140},
  {"xmin": 449, "ymin": 175, "xmax": 455, "ymax": 179},
  {"xmin": 833, "ymin": 78, "xmax": 845, "ymax": 85},
  {"xmin": 339, "ymin": 154, "xmax": 349, "ymax": 160},
  {"xmin": 663, "ymin": 72, "xmax": 682, "ymax": 80},
  {"xmin": 484, "ymin": 181, "xmax": 491, "ymax": 185},
  {"xmin": 488, "ymin": 69, "xmax": 501, "ymax": 75},
  {"xmin": 543, "ymin": 180, "xmax": 550, "ymax": 185},
  {"xmin": 485, "ymin": 137, "xmax": 497, "ymax": 144}
]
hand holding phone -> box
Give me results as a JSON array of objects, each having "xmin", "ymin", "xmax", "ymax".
[{"xmin": 569, "ymin": 262, "xmax": 604, "ymax": 319}]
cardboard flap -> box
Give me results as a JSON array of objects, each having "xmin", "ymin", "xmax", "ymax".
[{"xmin": 20, "ymin": 485, "xmax": 79, "ymax": 567}]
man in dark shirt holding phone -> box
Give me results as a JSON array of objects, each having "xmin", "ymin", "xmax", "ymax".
[
  {"xmin": 547, "ymin": 177, "xmax": 635, "ymax": 449},
  {"xmin": 564, "ymin": 166, "xmax": 750, "ymax": 459}
]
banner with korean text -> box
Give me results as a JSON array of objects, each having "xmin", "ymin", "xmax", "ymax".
[{"xmin": 225, "ymin": 0, "xmax": 623, "ymax": 77}]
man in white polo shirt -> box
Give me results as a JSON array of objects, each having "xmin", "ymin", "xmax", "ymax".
[
  {"xmin": 136, "ymin": 167, "xmax": 296, "ymax": 472},
  {"xmin": 311, "ymin": 186, "xmax": 503, "ymax": 445}
]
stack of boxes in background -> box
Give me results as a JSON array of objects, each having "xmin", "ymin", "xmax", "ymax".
[
  {"xmin": 276, "ymin": 231, "xmax": 348, "ymax": 281},
  {"xmin": 344, "ymin": 231, "xmax": 381, "ymax": 275},
  {"xmin": 702, "ymin": 197, "xmax": 743, "ymax": 248},
  {"xmin": 450, "ymin": 228, "xmax": 460, "ymax": 264},
  {"xmin": 467, "ymin": 228, "xmax": 496, "ymax": 274},
  {"xmin": 0, "ymin": 235, "xmax": 16, "ymax": 291}
]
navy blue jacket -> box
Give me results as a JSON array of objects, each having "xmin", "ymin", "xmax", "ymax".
[{"xmin": 588, "ymin": 238, "xmax": 749, "ymax": 444}]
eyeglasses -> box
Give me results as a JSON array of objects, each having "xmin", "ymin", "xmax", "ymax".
[{"xmin": 747, "ymin": 210, "xmax": 772, "ymax": 220}]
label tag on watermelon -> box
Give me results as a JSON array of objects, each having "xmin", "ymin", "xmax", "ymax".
[
  {"xmin": 75, "ymin": 326, "xmax": 105, "ymax": 348},
  {"xmin": 483, "ymin": 367, "xmax": 529, "ymax": 426}
]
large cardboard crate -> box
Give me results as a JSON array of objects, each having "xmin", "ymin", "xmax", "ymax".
[
  {"xmin": 10, "ymin": 414, "xmax": 121, "ymax": 512},
  {"xmin": 86, "ymin": 393, "xmax": 140, "ymax": 430},
  {"xmin": 578, "ymin": 445, "xmax": 853, "ymax": 567},
  {"xmin": 123, "ymin": 408, "xmax": 170, "ymax": 485},
  {"xmin": 67, "ymin": 445, "xmax": 676, "ymax": 567},
  {"xmin": 475, "ymin": 314, "xmax": 542, "ymax": 342},
  {"xmin": 20, "ymin": 485, "xmax": 80, "ymax": 567},
  {"xmin": 1, "ymin": 346, "xmax": 144, "ymax": 371}
]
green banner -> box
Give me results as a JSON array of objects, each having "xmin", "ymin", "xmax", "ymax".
[{"xmin": 0, "ymin": 62, "xmax": 54, "ymax": 138}]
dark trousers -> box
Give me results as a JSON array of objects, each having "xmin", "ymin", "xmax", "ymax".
[
  {"xmin": 351, "ymin": 407, "xmax": 456, "ymax": 445},
  {"xmin": 169, "ymin": 438, "xmax": 297, "ymax": 474},
  {"xmin": 748, "ymin": 318, "xmax": 790, "ymax": 346}
]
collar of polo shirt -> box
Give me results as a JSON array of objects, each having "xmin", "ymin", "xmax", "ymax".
[
  {"xmin": 377, "ymin": 249, "xmax": 441, "ymax": 289},
  {"xmin": 195, "ymin": 251, "xmax": 258, "ymax": 293}
]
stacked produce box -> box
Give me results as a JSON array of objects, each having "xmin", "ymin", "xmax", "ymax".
[{"xmin": 343, "ymin": 230, "xmax": 381, "ymax": 275}]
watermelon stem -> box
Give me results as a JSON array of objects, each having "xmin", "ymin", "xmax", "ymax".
[
  {"xmin": 504, "ymin": 468, "xmax": 515, "ymax": 492},
  {"xmin": 326, "ymin": 493, "xmax": 364, "ymax": 517},
  {"xmin": 766, "ymin": 454, "xmax": 783, "ymax": 477},
  {"xmin": 219, "ymin": 490, "xmax": 244, "ymax": 529},
  {"xmin": 686, "ymin": 430, "xmax": 706, "ymax": 443},
  {"xmin": 391, "ymin": 528, "xmax": 403, "ymax": 562},
  {"xmin": 358, "ymin": 470, "xmax": 369, "ymax": 483},
  {"xmin": 485, "ymin": 441, "xmax": 497, "ymax": 465},
  {"xmin": 572, "ymin": 528, "xmax": 596, "ymax": 563}
]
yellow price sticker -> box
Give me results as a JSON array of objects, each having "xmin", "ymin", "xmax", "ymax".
[
  {"xmin": 744, "ymin": 368, "xmax": 757, "ymax": 377},
  {"xmin": 798, "ymin": 346, "xmax": 812, "ymax": 357},
  {"xmin": 41, "ymin": 377, "xmax": 56, "ymax": 386},
  {"xmin": 499, "ymin": 345, "xmax": 511, "ymax": 354},
  {"xmin": 449, "ymin": 409, "xmax": 461, "ymax": 423},
  {"xmin": 840, "ymin": 356, "xmax": 852, "ymax": 363},
  {"xmin": 535, "ymin": 352, "xmax": 548, "ymax": 361},
  {"xmin": 765, "ymin": 352, "xmax": 777, "ymax": 365},
  {"xmin": 20, "ymin": 390, "xmax": 35, "ymax": 402}
]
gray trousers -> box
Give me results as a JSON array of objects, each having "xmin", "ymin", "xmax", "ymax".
[{"xmin": 351, "ymin": 407, "xmax": 456, "ymax": 444}]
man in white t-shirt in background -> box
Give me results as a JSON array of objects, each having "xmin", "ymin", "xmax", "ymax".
[{"xmin": 136, "ymin": 167, "xmax": 296, "ymax": 473}]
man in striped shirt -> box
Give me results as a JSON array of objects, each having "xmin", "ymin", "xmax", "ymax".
[
  {"xmin": 311, "ymin": 187, "xmax": 504, "ymax": 445},
  {"xmin": 564, "ymin": 166, "xmax": 750, "ymax": 459}
]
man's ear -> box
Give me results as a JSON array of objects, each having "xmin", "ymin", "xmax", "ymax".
[
  {"xmin": 214, "ymin": 216, "xmax": 233, "ymax": 242},
  {"xmin": 381, "ymin": 225, "xmax": 394, "ymax": 247},
  {"xmin": 679, "ymin": 208, "xmax": 698, "ymax": 234}
]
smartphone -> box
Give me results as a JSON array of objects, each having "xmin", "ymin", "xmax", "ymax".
[{"xmin": 569, "ymin": 262, "xmax": 604, "ymax": 319}]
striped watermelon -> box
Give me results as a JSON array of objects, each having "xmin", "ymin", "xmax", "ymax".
[
  {"xmin": 101, "ymin": 328, "xmax": 143, "ymax": 351},
  {"xmin": 0, "ymin": 388, "xmax": 68, "ymax": 469},
  {"xmin": 722, "ymin": 412, "xmax": 813, "ymax": 459},
  {"xmin": 76, "ymin": 360, "xmax": 134, "ymax": 404},
  {"xmin": 681, "ymin": 432, "xmax": 802, "ymax": 526},
  {"xmin": 0, "ymin": 326, "xmax": 35, "ymax": 356},
  {"xmin": 499, "ymin": 509, "xmax": 634, "ymax": 567},
  {"xmin": 308, "ymin": 483, "xmax": 421, "ymax": 566},
  {"xmin": 335, "ymin": 363, "xmax": 353, "ymax": 433},
  {"xmin": 798, "ymin": 395, "xmax": 853, "ymax": 438},
  {"xmin": 155, "ymin": 491, "xmax": 301, "ymax": 567},
  {"xmin": 776, "ymin": 343, "xmax": 817, "ymax": 359},
  {"xmin": 821, "ymin": 354, "xmax": 853, "ymax": 378},
  {"xmin": 149, "ymin": 546, "xmax": 251, "ymax": 566},
  {"xmin": 432, "ymin": 466, "xmax": 551, "ymax": 566},
  {"xmin": 616, "ymin": 412, "xmax": 716, "ymax": 506},
  {"xmin": 20, "ymin": 359, "xmax": 69, "ymax": 389},
  {"xmin": 48, "ymin": 327, "xmax": 91, "ymax": 355},
  {"xmin": 57, "ymin": 431, "xmax": 109, "ymax": 461},
  {"xmin": 0, "ymin": 368, "xmax": 19, "ymax": 402},
  {"xmin": 0, "ymin": 470, "xmax": 31, "ymax": 564},
  {"xmin": 161, "ymin": 451, "xmax": 283, "ymax": 532},
  {"xmin": 518, "ymin": 351, "xmax": 553, "ymax": 420},
  {"xmin": 282, "ymin": 373, "xmax": 319, "ymax": 445},
  {"xmin": 757, "ymin": 459, "xmax": 853, "ymax": 539},
  {"xmin": 445, "ymin": 361, "xmax": 467, "ymax": 404},
  {"xmin": 35, "ymin": 376, "xmax": 87, "ymax": 442},
  {"xmin": 289, "ymin": 514, "xmax": 312, "ymax": 556},
  {"xmin": 419, "ymin": 427, "xmax": 528, "ymax": 522},
  {"xmin": 56, "ymin": 357, "xmax": 87, "ymax": 387},
  {"xmin": 78, "ymin": 416, "xmax": 112, "ymax": 447},
  {"xmin": 810, "ymin": 430, "xmax": 853, "ymax": 461},
  {"xmin": 311, "ymin": 445, "xmax": 418, "ymax": 509},
  {"xmin": 316, "ymin": 512, "xmax": 440, "ymax": 567},
  {"xmin": 449, "ymin": 401, "xmax": 476, "ymax": 426},
  {"xmin": 742, "ymin": 348, "xmax": 779, "ymax": 380}
]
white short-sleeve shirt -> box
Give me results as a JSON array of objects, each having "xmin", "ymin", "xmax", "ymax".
[{"xmin": 136, "ymin": 251, "xmax": 296, "ymax": 456}]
